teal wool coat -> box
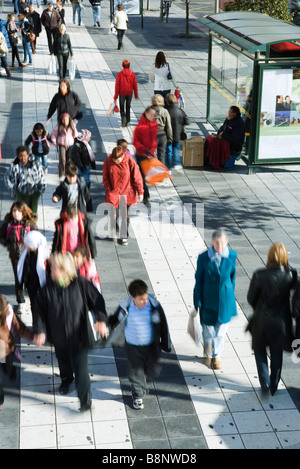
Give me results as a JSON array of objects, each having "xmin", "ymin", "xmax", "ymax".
[{"xmin": 193, "ymin": 249, "xmax": 238, "ymax": 326}]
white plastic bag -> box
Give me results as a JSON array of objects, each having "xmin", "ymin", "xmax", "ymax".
[
  {"xmin": 69, "ymin": 58, "xmax": 76, "ymax": 81},
  {"xmin": 109, "ymin": 22, "xmax": 117, "ymax": 35},
  {"xmin": 187, "ymin": 308, "xmax": 202, "ymax": 346},
  {"xmin": 48, "ymin": 55, "xmax": 56, "ymax": 75}
]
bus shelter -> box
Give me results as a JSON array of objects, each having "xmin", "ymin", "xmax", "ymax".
[{"xmin": 197, "ymin": 11, "xmax": 300, "ymax": 170}]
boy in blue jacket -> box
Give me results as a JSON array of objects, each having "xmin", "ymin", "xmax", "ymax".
[{"xmin": 109, "ymin": 279, "xmax": 171, "ymax": 410}]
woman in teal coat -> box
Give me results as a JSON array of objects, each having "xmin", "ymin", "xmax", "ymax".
[{"xmin": 193, "ymin": 229, "xmax": 237, "ymax": 370}]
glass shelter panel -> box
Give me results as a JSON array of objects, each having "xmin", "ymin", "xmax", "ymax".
[{"xmin": 209, "ymin": 37, "xmax": 253, "ymax": 129}]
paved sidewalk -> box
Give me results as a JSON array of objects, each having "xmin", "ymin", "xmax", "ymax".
[{"xmin": 1, "ymin": 0, "xmax": 300, "ymax": 450}]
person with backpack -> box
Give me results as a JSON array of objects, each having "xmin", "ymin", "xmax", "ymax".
[{"xmin": 25, "ymin": 122, "xmax": 51, "ymax": 173}]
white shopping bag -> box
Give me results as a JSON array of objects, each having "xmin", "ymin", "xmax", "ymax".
[
  {"xmin": 69, "ymin": 58, "xmax": 76, "ymax": 81},
  {"xmin": 187, "ymin": 308, "xmax": 202, "ymax": 346},
  {"xmin": 48, "ymin": 55, "xmax": 56, "ymax": 75},
  {"xmin": 109, "ymin": 22, "xmax": 117, "ymax": 35}
]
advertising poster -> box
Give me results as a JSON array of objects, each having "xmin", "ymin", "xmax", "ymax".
[
  {"xmin": 258, "ymin": 67, "xmax": 300, "ymax": 160},
  {"xmin": 113, "ymin": 0, "xmax": 140, "ymax": 15}
]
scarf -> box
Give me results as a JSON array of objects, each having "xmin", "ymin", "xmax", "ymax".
[
  {"xmin": 6, "ymin": 222, "xmax": 30, "ymax": 244},
  {"xmin": 207, "ymin": 244, "xmax": 229, "ymax": 268},
  {"xmin": 17, "ymin": 231, "xmax": 49, "ymax": 286}
]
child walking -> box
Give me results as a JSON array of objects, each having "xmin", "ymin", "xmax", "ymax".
[
  {"xmin": 109, "ymin": 279, "xmax": 171, "ymax": 410},
  {"xmin": 0, "ymin": 201, "xmax": 38, "ymax": 313},
  {"xmin": 73, "ymin": 246, "xmax": 101, "ymax": 292},
  {"xmin": 50, "ymin": 113, "xmax": 78, "ymax": 180},
  {"xmin": 25, "ymin": 122, "xmax": 51, "ymax": 173},
  {"xmin": 0, "ymin": 295, "xmax": 34, "ymax": 408},
  {"xmin": 71, "ymin": 129, "xmax": 96, "ymax": 189}
]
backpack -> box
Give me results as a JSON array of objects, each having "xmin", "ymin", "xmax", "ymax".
[{"xmin": 0, "ymin": 33, "xmax": 8, "ymax": 55}]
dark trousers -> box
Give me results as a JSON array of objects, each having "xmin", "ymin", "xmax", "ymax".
[
  {"xmin": 55, "ymin": 346, "xmax": 90, "ymax": 406},
  {"xmin": 254, "ymin": 345, "xmax": 283, "ymax": 392},
  {"xmin": 119, "ymin": 94, "xmax": 132, "ymax": 123},
  {"xmin": 11, "ymin": 44, "xmax": 21, "ymax": 66},
  {"xmin": 45, "ymin": 27, "xmax": 58, "ymax": 55},
  {"xmin": 116, "ymin": 29, "xmax": 125, "ymax": 49},
  {"xmin": 57, "ymin": 54, "xmax": 68, "ymax": 80},
  {"xmin": 156, "ymin": 133, "xmax": 167, "ymax": 165},
  {"xmin": 11, "ymin": 258, "xmax": 24, "ymax": 304},
  {"xmin": 125, "ymin": 342, "xmax": 156, "ymax": 398},
  {"xmin": 135, "ymin": 154, "xmax": 150, "ymax": 201},
  {"xmin": 0, "ymin": 354, "xmax": 15, "ymax": 406}
]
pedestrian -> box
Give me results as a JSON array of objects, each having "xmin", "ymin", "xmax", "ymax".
[
  {"xmin": 0, "ymin": 201, "xmax": 38, "ymax": 312},
  {"xmin": 0, "ymin": 30, "xmax": 11, "ymax": 77},
  {"xmin": 6, "ymin": 13, "xmax": 25, "ymax": 68},
  {"xmin": 114, "ymin": 4, "xmax": 128, "ymax": 50},
  {"xmin": 41, "ymin": 1, "xmax": 62, "ymax": 55},
  {"xmin": 50, "ymin": 113, "xmax": 78, "ymax": 179},
  {"xmin": 70, "ymin": 129, "xmax": 96, "ymax": 189},
  {"xmin": 56, "ymin": 0, "xmax": 65, "ymax": 24},
  {"xmin": 149, "ymin": 51, "xmax": 178, "ymax": 105},
  {"xmin": 18, "ymin": 0, "xmax": 30, "ymax": 15},
  {"xmin": 70, "ymin": 0, "xmax": 83, "ymax": 25},
  {"xmin": 247, "ymin": 243, "xmax": 297, "ymax": 395},
  {"xmin": 53, "ymin": 24, "xmax": 74, "ymax": 80},
  {"xmin": 46, "ymin": 78, "xmax": 82, "ymax": 123},
  {"xmin": 0, "ymin": 295, "xmax": 34, "ymax": 408},
  {"xmin": 132, "ymin": 106, "xmax": 158, "ymax": 206},
  {"xmin": 217, "ymin": 105, "xmax": 245, "ymax": 157},
  {"xmin": 18, "ymin": 12, "xmax": 34, "ymax": 65},
  {"xmin": 17, "ymin": 230, "xmax": 50, "ymax": 315},
  {"xmin": 193, "ymin": 228, "xmax": 238, "ymax": 370},
  {"xmin": 33, "ymin": 252, "xmax": 107, "ymax": 412},
  {"xmin": 103, "ymin": 145, "xmax": 144, "ymax": 245},
  {"xmin": 113, "ymin": 59, "xmax": 138, "ymax": 127},
  {"xmin": 117, "ymin": 138, "xmax": 135, "ymax": 161},
  {"xmin": 52, "ymin": 204, "xmax": 96, "ymax": 258},
  {"xmin": 89, "ymin": 0, "xmax": 101, "ymax": 27},
  {"xmin": 165, "ymin": 93, "xmax": 190, "ymax": 171},
  {"xmin": 108, "ymin": 279, "xmax": 171, "ymax": 410},
  {"xmin": 151, "ymin": 94, "xmax": 172, "ymax": 165},
  {"xmin": 73, "ymin": 246, "xmax": 101, "ymax": 291},
  {"xmin": 4, "ymin": 145, "xmax": 46, "ymax": 215},
  {"xmin": 52, "ymin": 164, "xmax": 92, "ymax": 214},
  {"xmin": 24, "ymin": 122, "xmax": 51, "ymax": 173},
  {"xmin": 28, "ymin": 4, "xmax": 41, "ymax": 54}
]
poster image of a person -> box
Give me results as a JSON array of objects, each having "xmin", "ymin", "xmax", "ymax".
[
  {"xmin": 276, "ymin": 95, "xmax": 286, "ymax": 111},
  {"xmin": 284, "ymin": 96, "xmax": 291, "ymax": 110}
]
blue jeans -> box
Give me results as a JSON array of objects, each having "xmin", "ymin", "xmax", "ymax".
[
  {"xmin": 34, "ymin": 154, "xmax": 48, "ymax": 169},
  {"xmin": 14, "ymin": 0, "xmax": 19, "ymax": 13},
  {"xmin": 22, "ymin": 37, "xmax": 32, "ymax": 64},
  {"xmin": 202, "ymin": 322, "xmax": 229, "ymax": 358},
  {"xmin": 165, "ymin": 141, "xmax": 181, "ymax": 169},
  {"xmin": 92, "ymin": 5, "xmax": 101, "ymax": 24},
  {"xmin": 78, "ymin": 165, "xmax": 91, "ymax": 187},
  {"xmin": 72, "ymin": 3, "xmax": 82, "ymax": 24}
]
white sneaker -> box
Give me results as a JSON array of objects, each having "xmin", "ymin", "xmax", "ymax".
[
  {"xmin": 18, "ymin": 303, "xmax": 26, "ymax": 314},
  {"xmin": 173, "ymin": 165, "xmax": 183, "ymax": 172},
  {"xmin": 133, "ymin": 398, "xmax": 144, "ymax": 410}
]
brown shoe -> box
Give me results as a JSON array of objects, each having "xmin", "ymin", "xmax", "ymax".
[
  {"xmin": 212, "ymin": 358, "xmax": 221, "ymax": 370},
  {"xmin": 12, "ymin": 64, "xmax": 16, "ymax": 68},
  {"xmin": 19, "ymin": 63, "xmax": 26, "ymax": 67}
]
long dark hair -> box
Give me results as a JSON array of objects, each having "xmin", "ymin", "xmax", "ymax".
[{"xmin": 155, "ymin": 51, "xmax": 167, "ymax": 68}]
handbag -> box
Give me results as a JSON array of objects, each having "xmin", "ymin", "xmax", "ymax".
[
  {"xmin": 69, "ymin": 57, "xmax": 76, "ymax": 81},
  {"xmin": 187, "ymin": 308, "xmax": 201, "ymax": 346},
  {"xmin": 167, "ymin": 63, "xmax": 172, "ymax": 80},
  {"xmin": 48, "ymin": 55, "xmax": 56, "ymax": 75},
  {"xmin": 28, "ymin": 32, "xmax": 36, "ymax": 42}
]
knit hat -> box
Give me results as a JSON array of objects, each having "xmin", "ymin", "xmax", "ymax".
[{"xmin": 77, "ymin": 129, "xmax": 91, "ymax": 142}]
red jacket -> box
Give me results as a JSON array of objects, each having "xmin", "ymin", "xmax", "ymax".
[
  {"xmin": 114, "ymin": 69, "xmax": 139, "ymax": 100},
  {"xmin": 132, "ymin": 114, "xmax": 158, "ymax": 157},
  {"xmin": 103, "ymin": 153, "xmax": 144, "ymax": 208}
]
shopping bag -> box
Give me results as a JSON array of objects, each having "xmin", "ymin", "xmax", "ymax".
[
  {"xmin": 48, "ymin": 55, "xmax": 56, "ymax": 75},
  {"xmin": 109, "ymin": 22, "xmax": 117, "ymax": 35},
  {"xmin": 175, "ymin": 87, "xmax": 185, "ymax": 109},
  {"xmin": 139, "ymin": 156, "xmax": 172, "ymax": 186},
  {"xmin": 69, "ymin": 58, "xmax": 76, "ymax": 81},
  {"xmin": 187, "ymin": 308, "xmax": 201, "ymax": 346},
  {"xmin": 106, "ymin": 100, "xmax": 119, "ymax": 117}
]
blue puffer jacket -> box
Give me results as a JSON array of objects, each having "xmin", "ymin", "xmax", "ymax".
[{"xmin": 0, "ymin": 19, "xmax": 11, "ymax": 49}]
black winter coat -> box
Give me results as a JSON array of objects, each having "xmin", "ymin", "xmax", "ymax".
[
  {"xmin": 53, "ymin": 32, "xmax": 73, "ymax": 57},
  {"xmin": 47, "ymin": 90, "xmax": 82, "ymax": 121},
  {"xmin": 33, "ymin": 276, "xmax": 107, "ymax": 350},
  {"xmin": 167, "ymin": 103, "xmax": 190, "ymax": 142},
  {"xmin": 247, "ymin": 266, "xmax": 297, "ymax": 351},
  {"xmin": 218, "ymin": 116, "xmax": 245, "ymax": 153},
  {"xmin": 52, "ymin": 176, "xmax": 91, "ymax": 215},
  {"xmin": 25, "ymin": 130, "xmax": 51, "ymax": 156}
]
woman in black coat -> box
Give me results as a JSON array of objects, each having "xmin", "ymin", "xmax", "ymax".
[
  {"xmin": 33, "ymin": 252, "xmax": 107, "ymax": 412},
  {"xmin": 247, "ymin": 243, "xmax": 297, "ymax": 395},
  {"xmin": 53, "ymin": 24, "xmax": 74, "ymax": 80},
  {"xmin": 165, "ymin": 93, "xmax": 189, "ymax": 170},
  {"xmin": 46, "ymin": 78, "xmax": 82, "ymax": 123}
]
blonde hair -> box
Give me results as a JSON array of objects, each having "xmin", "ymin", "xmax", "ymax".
[
  {"xmin": 151, "ymin": 94, "xmax": 164, "ymax": 106},
  {"xmin": 267, "ymin": 243, "xmax": 288, "ymax": 268},
  {"xmin": 51, "ymin": 252, "xmax": 77, "ymax": 282}
]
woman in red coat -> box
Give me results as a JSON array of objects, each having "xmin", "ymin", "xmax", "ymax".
[
  {"xmin": 103, "ymin": 146, "xmax": 144, "ymax": 245},
  {"xmin": 132, "ymin": 106, "xmax": 158, "ymax": 205},
  {"xmin": 114, "ymin": 60, "xmax": 139, "ymax": 128}
]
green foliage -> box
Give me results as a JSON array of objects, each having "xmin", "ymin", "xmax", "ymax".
[{"xmin": 224, "ymin": 0, "xmax": 294, "ymax": 22}]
